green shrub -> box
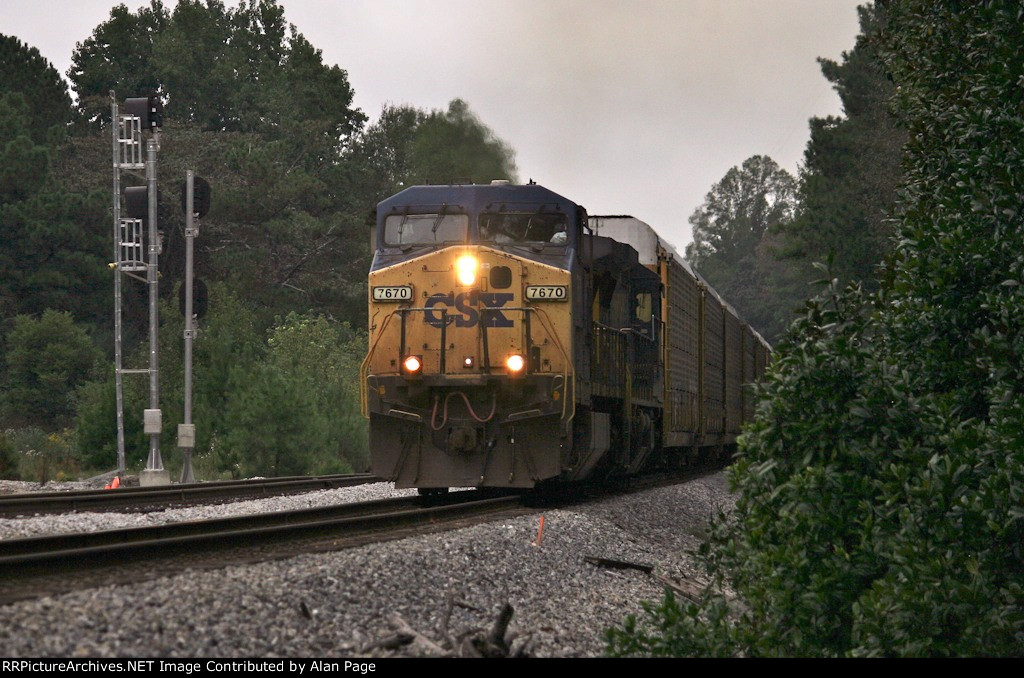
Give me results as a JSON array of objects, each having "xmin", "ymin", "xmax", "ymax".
[
  {"xmin": 74, "ymin": 286, "xmax": 369, "ymax": 479},
  {"xmin": 217, "ymin": 313, "xmax": 367, "ymax": 478},
  {"xmin": 4, "ymin": 427, "xmax": 80, "ymax": 484},
  {"xmin": 2, "ymin": 310, "xmax": 101, "ymax": 430},
  {"xmin": 74, "ymin": 284, "xmax": 264, "ymax": 476},
  {"xmin": 0, "ymin": 430, "xmax": 19, "ymax": 480},
  {"xmin": 608, "ymin": 2, "xmax": 1024, "ymax": 657}
]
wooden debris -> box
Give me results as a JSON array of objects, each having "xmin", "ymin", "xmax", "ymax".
[
  {"xmin": 654, "ymin": 573, "xmax": 704, "ymax": 604},
  {"xmin": 439, "ymin": 593, "xmax": 456, "ymax": 649},
  {"xmin": 467, "ymin": 601, "xmax": 514, "ymax": 657},
  {"xmin": 583, "ymin": 555, "xmax": 654, "ymax": 573},
  {"xmin": 360, "ymin": 630, "xmax": 415, "ymax": 652},
  {"xmin": 387, "ymin": 613, "xmax": 452, "ymax": 656},
  {"xmin": 583, "ymin": 553, "xmax": 709, "ymax": 605},
  {"xmin": 365, "ymin": 600, "xmax": 527, "ymax": 657}
]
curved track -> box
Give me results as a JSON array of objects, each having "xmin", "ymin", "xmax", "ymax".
[{"xmin": 0, "ymin": 464, "xmax": 724, "ymax": 605}]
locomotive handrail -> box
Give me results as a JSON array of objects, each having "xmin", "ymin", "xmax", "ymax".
[
  {"xmin": 360, "ymin": 309, "xmax": 401, "ymax": 418},
  {"xmin": 535, "ymin": 305, "xmax": 576, "ymax": 423},
  {"xmin": 487, "ymin": 305, "xmax": 575, "ymax": 423},
  {"xmin": 591, "ymin": 321, "xmax": 659, "ymax": 405},
  {"xmin": 361, "ymin": 303, "xmax": 575, "ymax": 423}
]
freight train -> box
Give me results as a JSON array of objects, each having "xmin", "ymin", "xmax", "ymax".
[{"xmin": 360, "ymin": 181, "xmax": 770, "ymax": 491}]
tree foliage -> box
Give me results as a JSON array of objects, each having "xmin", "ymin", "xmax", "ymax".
[
  {"xmin": 0, "ymin": 34, "xmax": 74, "ymax": 143},
  {"xmin": 76, "ymin": 290, "xmax": 368, "ymax": 477},
  {"xmin": 2, "ymin": 311, "xmax": 101, "ymax": 430},
  {"xmin": 60, "ymin": 0, "xmax": 372, "ymax": 327},
  {"xmin": 409, "ymin": 99, "xmax": 518, "ymax": 185},
  {"xmin": 609, "ymin": 0, "xmax": 1024, "ymax": 657},
  {"xmin": 68, "ymin": 1, "xmax": 167, "ymax": 120},
  {"xmin": 686, "ymin": 155, "xmax": 797, "ymax": 266},
  {"xmin": 0, "ymin": 91, "xmax": 108, "ymax": 337},
  {"xmin": 0, "ymin": 94, "xmax": 51, "ymax": 205},
  {"xmin": 69, "ymin": 0, "xmax": 365, "ymax": 142},
  {"xmin": 352, "ymin": 98, "xmax": 519, "ymax": 197},
  {"xmin": 777, "ymin": 2, "xmax": 906, "ymax": 292},
  {"xmin": 219, "ymin": 313, "xmax": 367, "ymax": 477},
  {"xmin": 684, "ymin": 155, "xmax": 798, "ymax": 341},
  {"xmin": 686, "ymin": 3, "xmax": 907, "ymax": 344}
]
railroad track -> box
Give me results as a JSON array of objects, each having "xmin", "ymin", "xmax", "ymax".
[
  {"xmin": 0, "ymin": 463, "xmax": 722, "ymax": 605},
  {"xmin": 0, "ymin": 491, "xmax": 528, "ymax": 604},
  {"xmin": 0, "ymin": 473, "xmax": 380, "ymax": 517}
]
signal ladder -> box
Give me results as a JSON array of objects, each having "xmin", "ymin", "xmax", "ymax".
[{"xmin": 115, "ymin": 113, "xmax": 146, "ymax": 273}]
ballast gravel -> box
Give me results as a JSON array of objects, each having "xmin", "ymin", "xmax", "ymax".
[
  {"xmin": 0, "ymin": 482, "xmax": 418, "ymax": 540},
  {"xmin": 0, "ymin": 474, "xmax": 734, "ymax": 658}
]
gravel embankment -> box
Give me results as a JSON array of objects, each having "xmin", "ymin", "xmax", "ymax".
[{"xmin": 0, "ymin": 474, "xmax": 733, "ymax": 658}]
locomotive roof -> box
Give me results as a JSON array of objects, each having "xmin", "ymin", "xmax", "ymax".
[{"xmin": 377, "ymin": 183, "xmax": 579, "ymax": 215}]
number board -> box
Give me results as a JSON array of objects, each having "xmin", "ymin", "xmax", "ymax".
[
  {"xmin": 525, "ymin": 285, "xmax": 568, "ymax": 301},
  {"xmin": 372, "ymin": 285, "xmax": 413, "ymax": 302}
]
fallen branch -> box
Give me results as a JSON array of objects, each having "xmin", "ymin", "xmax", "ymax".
[{"xmin": 439, "ymin": 593, "xmax": 456, "ymax": 649}]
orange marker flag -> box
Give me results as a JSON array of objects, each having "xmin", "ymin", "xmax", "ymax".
[{"xmin": 532, "ymin": 515, "xmax": 545, "ymax": 547}]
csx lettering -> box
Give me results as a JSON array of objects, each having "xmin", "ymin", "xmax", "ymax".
[{"xmin": 424, "ymin": 292, "xmax": 514, "ymax": 328}]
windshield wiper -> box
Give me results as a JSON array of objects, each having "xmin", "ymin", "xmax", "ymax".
[
  {"xmin": 397, "ymin": 210, "xmax": 414, "ymax": 252},
  {"xmin": 430, "ymin": 204, "xmax": 449, "ymax": 243}
]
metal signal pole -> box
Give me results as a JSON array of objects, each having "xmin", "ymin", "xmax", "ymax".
[
  {"xmin": 111, "ymin": 93, "xmax": 127, "ymax": 479},
  {"xmin": 179, "ymin": 171, "xmax": 197, "ymax": 483},
  {"xmin": 141, "ymin": 128, "xmax": 167, "ymax": 484}
]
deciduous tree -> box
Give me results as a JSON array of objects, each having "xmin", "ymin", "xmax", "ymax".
[
  {"xmin": 351, "ymin": 99, "xmax": 518, "ymax": 199},
  {"xmin": 684, "ymin": 155, "xmax": 797, "ymax": 341},
  {"xmin": 69, "ymin": 0, "xmax": 365, "ymax": 145}
]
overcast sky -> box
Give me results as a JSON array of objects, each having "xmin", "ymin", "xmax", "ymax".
[{"xmin": 2, "ymin": 0, "xmax": 864, "ymax": 252}]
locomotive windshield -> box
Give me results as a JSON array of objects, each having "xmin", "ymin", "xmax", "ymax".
[
  {"xmin": 479, "ymin": 211, "xmax": 568, "ymax": 245},
  {"xmin": 384, "ymin": 212, "xmax": 469, "ymax": 246}
]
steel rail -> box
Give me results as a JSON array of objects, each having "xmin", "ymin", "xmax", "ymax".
[
  {"xmin": 0, "ymin": 473, "xmax": 380, "ymax": 517},
  {"xmin": 0, "ymin": 492, "xmax": 522, "ymax": 576}
]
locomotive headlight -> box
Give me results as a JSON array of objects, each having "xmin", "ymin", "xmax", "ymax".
[
  {"xmin": 455, "ymin": 254, "xmax": 478, "ymax": 287},
  {"xmin": 402, "ymin": 355, "xmax": 423, "ymax": 376},
  {"xmin": 506, "ymin": 354, "xmax": 526, "ymax": 373}
]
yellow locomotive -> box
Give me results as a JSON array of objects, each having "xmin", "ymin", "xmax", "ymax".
[{"xmin": 361, "ymin": 182, "xmax": 769, "ymax": 491}]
